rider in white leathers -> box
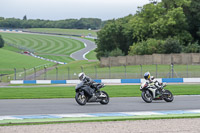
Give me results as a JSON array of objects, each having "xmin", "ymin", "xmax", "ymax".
[{"xmin": 144, "ymin": 72, "xmax": 163, "ymax": 94}]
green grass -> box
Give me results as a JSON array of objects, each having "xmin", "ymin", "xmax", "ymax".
[
  {"xmin": 1, "ymin": 114, "xmax": 200, "ymax": 126},
  {"xmin": 0, "ymin": 84, "xmax": 200, "ymax": 99},
  {"xmin": 0, "ymin": 48, "xmax": 54, "ymax": 74},
  {"xmin": 0, "ymin": 32, "xmax": 85, "ymax": 63},
  {"xmin": 85, "ymin": 50, "xmax": 97, "ymax": 60},
  {"xmin": 26, "ymin": 28, "xmax": 98, "ymax": 37}
]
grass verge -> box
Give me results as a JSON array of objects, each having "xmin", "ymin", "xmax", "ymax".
[
  {"xmin": 0, "ymin": 113, "xmax": 200, "ymax": 126},
  {"xmin": 0, "ymin": 84, "xmax": 200, "ymax": 99}
]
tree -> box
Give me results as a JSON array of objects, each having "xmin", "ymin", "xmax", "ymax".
[
  {"xmin": 109, "ymin": 48, "xmax": 124, "ymax": 57},
  {"xmin": 0, "ymin": 35, "xmax": 4, "ymax": 48},
  {"xmin": 128, "ymin": 38, "xmax": 165, "ymax": 55},
  {"xmin": 129, "ymin": 1, "xmax": 192, "ymax": 45},
  {"xmin": 183, "ymin": 41, "xmax": 200, "ymax": 53},
  {"xmin": 23, "ymin": 15, "xmax": 27, "ymax": 20},
  {"xmin": 95, "ymin": 16, "xmax": 134, "ymax": 59},
  {"xmin": 183, "ymin": 0, "xmax": 200, "ymax": 43},
  {"xmin": 162, "ymin": 37, "xmax": 182, "ymax": 54}
]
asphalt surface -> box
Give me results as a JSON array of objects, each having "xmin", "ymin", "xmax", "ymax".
[
  {"xmin": 0, "ymin": 96, "xmax": 200, "ymax": 116},
  {"xmin": 69, "ymin": 36, "xmax": 97, "ymax": 60}
]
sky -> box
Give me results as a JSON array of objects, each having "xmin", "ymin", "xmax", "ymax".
[{"xmin": 1, "ymin": 0, "xmax": 153, "ymax": 20}]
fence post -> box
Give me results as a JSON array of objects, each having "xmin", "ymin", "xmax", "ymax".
[
  {"xmin": 109, "ymin": 66, "xmax": 111, "ymax": 79},
  {"xmin": 140, "ymin": 64, "xmax": 142, "ymax": 78},
  {"xmin": 156, "ymin": 64, "xmax": 157, "ymax": 78},
  {"xmin": 95, "ymin": 66, "xmax": 97, "ymax": 79},
  {"xmin": 24, "ymin": 68, "xmax": 26, "ymax": 80},
  {"xmin": 67, "ymin": 67, "xmax": 70, "ymax": 80},
  {"xmin": 56, "ymin": 67, "xmax": 58, "ymax": 80},
  {"xmin": 14, "ymin": 68, "xmax": 16, "ymax": 80},
  {"xmin": 34, "ymin": 67, "xmax": 36, "ymax": 80},
  {"xmin": 44, "ymin": 66, "xmax": 47, "ymax": 80},
  {"xmin": 124, "ymin": 65, "xmax": 127, "ymax": 79},
  {"xmin": 187, "ymin": 64, "xmax": 188, "ymax": 78},
  {"xmin": 171, "ymin": 63, "xmax": 174, "ymax": 78}
]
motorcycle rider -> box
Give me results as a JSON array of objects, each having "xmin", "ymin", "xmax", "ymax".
[
  {"xmin": 144, "ymin": 72, "xmax": 163, "ymax": 95},
  {"xmin": 78, "ymin": 72, "xmax": 105, "ymax": 97}
]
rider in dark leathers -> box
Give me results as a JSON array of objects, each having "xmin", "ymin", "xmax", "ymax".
[{"xmin": 78, "ymin": 72, "xmax": 103, "ymax": 97}]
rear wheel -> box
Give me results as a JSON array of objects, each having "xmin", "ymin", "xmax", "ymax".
[
  {"xmin": 141, "ymin": 91, "xmax": 153, "ymax": 103},
  {"xmin": 163, "ymin": 90, "xmax": 174, "ymax": 102},
  {"xmin": 100, "ymin": 91, "xmax": 109, "ymax": 105},
  {"xmin": 75, "ymin": 92, "xmax": 87, "ymax": 105}
]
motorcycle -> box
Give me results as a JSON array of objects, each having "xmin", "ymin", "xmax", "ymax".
[
  {"xmin": 140, "ymin": 81, "xmax": 174, "ymax": 103},
  {"xmin": 75, "ymin": 81, "xmax": 109, "ymax": 105}
]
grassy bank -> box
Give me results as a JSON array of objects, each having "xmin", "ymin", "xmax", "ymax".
[
  {"xmin": 0, "ymin": 84, "xmax": 200, "ymax": 99},
  {"xmin": 25, "ymin": 28, "xmax": 98, "ymax": 37}
]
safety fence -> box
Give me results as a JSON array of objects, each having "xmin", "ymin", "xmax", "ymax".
[
  {"xmin": 10, "ymin": 78, "xmax": 200, "ymax": 84},
  {"xmin": 1, "ymin": 64, "xmax": 200, "ymax": 83}
]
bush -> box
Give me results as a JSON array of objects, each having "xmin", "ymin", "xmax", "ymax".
[
  {"xmin": 0, "ymin": 35, "xmax": 4, "ymax": 48},
  {"xmin": 109, "ymin": 48, "xmax": 124, "ymax": 57},
  {"xmin": 163, "ymin": 37, "xmax": 182, "ymax": 54},
  {"xmin": 128, "ymin": 38, "xmax": 165, "ymax": 55},
  {"xmin": 183, "ymin": 41, "xmax": 200, "ymax": 53}
]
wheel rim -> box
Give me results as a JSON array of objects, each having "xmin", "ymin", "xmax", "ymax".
[
  {"xmin": 101, "ymin": 93, "xmax": 108, "ymax": 103},
  {"xmin": 144, "ymin": 93, "xmax": 152, "ymax": 101},
  {"xmin": 78, "ymin": 94, "xmax": 86, "ymax": 103},
  {"xmin": 167, "ymin": 92, "xmax": 173, "ymax": 100}
]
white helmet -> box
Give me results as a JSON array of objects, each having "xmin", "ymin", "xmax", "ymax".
[{"xmin": 78, "ymin": 72, "xmax": 85, "ymax": 81}]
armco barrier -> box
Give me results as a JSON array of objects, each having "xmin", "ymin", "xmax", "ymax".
[{"xmin": 10, "ymin": 78, "xmax": 200, "ymax": 84}]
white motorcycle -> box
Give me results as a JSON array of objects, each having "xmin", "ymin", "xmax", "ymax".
[{"xmin": 140, "ymin": 81, "xmax": 174, "ymax": 103}]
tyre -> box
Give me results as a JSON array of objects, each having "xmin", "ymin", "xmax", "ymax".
[
  {"xmin": 100, "ymin": 91, "xmax": 109, "ymax": 105},
  {"xmin": 141, "ymin": 91, "xmax": 153, "ymax": 103},
  {"xmin": 163, "ymin": 90, "xmax": 174, "ymax": 102},
  {"xmin": 75, "ymin": 92, "xmax": 87, "ymax": 105}
]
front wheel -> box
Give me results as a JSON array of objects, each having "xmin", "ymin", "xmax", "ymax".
[
  {"xmin": 75, "ymin": 92, "xmax": 87, "ymax": 105},
  {"xmin": 141, "ymin": 91, "xmax": 153, "ymax": 103},
  {"xmin": 163, "ymin": 90, "xmax": 174, "ymax": 102},
  {"xmin": 100, "ymin": 91, "xmax": 109, "ymax": 105}
]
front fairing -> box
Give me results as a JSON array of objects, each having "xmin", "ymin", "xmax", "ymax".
[
  {"xmin": 75, "ymin": 81, "xmax": 84, "ymax": 90},
  {"xmin": 140, "ymin": 82, "xmax": 148, "ymax": 91}
]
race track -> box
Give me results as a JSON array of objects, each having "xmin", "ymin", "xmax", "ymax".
[
  {"xmin": 0, "ymin": 96, "xmax": 200, "ymax": 116},
  {"xmin": 69, "ymin": 36, "xmax": 96, "ymax": 60}
]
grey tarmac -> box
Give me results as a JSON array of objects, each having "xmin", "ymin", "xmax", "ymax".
[{"xmin": 0, "ymin": 95, "xmax": 200, "ymax": 116}]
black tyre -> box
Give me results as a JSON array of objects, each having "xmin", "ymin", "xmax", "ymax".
[
  {"xmin": 75, "ymin": 92, "xmax": 87, "ymax": 105},
  {"xmin": 100, "ymin": 91, "xmax": 109, "ymax": 105},
  {"xmin": 163, "ymin": 90, "xmax": 174, "ymax": 102},
  {"xmin": 141, "ymin": 91, "xmax": 153, "ymax": 103}
]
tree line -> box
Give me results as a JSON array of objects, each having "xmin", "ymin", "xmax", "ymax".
[
  {"xmin": 95, "ymin": 0, "xmax": 200, "ymax": 59},
  {"xmin": 0, "ymin": 35, "xmax": 4, "ymax": 48},
  {"xmin": 0, "ymin": 17, "xmax": 105, "ymax": 30}
]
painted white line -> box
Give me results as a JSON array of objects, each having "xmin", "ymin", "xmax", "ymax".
[
  {"xmin": 83, "ymin": 51, "xmax": 90, "ymax": 60},
  {"xmin": 55, "ymin": 114, "xmax": 94, "ymax": 118},
  {"xmin": 0, "ymin": 116, "xmax": 22, "ymax": 120}
]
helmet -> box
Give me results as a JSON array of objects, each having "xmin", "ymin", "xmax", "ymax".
[
  {"xmin": 78, "ymin": 72, "xmax": 85, "ymax": 81},
  {"xmin": 144, "ymin": 72, "xmax": 150, "ymax": 80}
]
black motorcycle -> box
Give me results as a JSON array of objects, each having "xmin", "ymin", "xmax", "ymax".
[
  {"xmin": 75, "ymin": 81, "xmax": 109, "ymax": 105},
  {"xmin": 140, "ymin": 82, "xmax": 174, "ymax": 103}
]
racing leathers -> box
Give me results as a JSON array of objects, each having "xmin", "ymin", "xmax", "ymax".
[
  {"xmin": 82, "ymin": 75, "xmax": 102, "ymax": 97},
  {"xmin": 146, "ymin": 76, "xmax": 163, "ymax": 95}
]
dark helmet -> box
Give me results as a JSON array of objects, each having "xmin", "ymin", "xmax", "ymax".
[{"xmin": 144, "ymin": 72, "xmax": 150, "ymax": 80}]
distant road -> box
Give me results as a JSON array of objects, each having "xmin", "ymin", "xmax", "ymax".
[
  {"xmin": 4, "ymin": 30, "xmax": 97, "ymax": 61},
  {"xmin": 67, "ymin": 36, "xmax": 97, "ymax": 60}
]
